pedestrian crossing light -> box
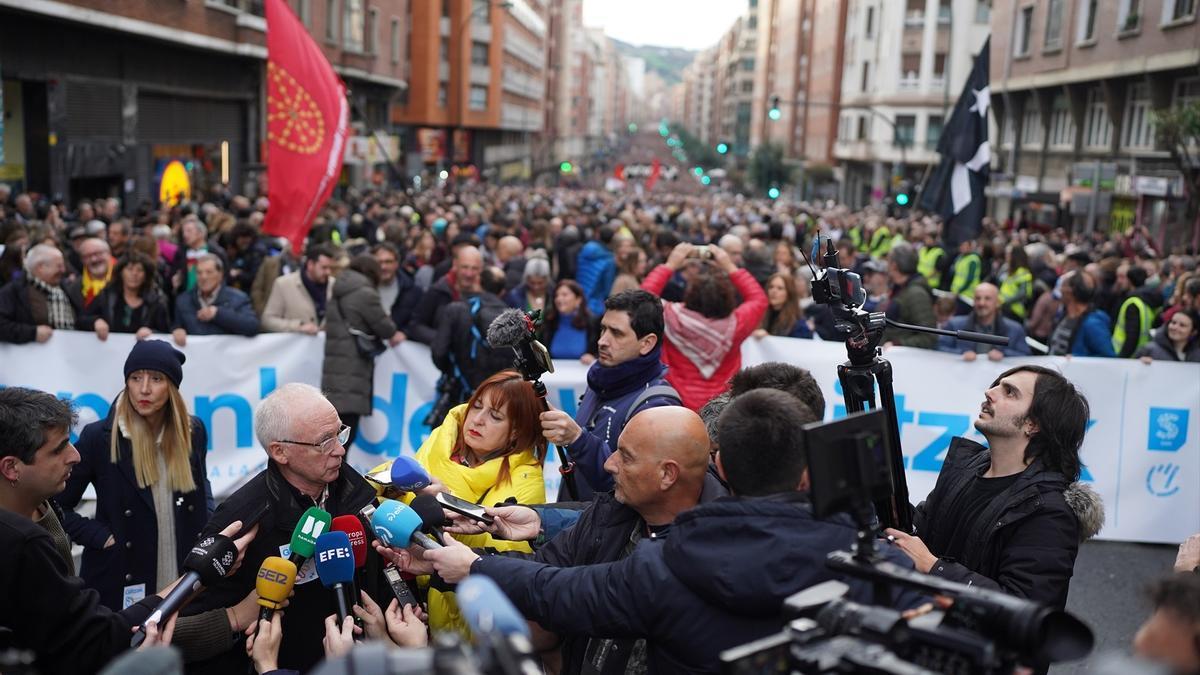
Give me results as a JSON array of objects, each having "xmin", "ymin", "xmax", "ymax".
[
  {"xmin": 559, "ymin": 161, "xmax": 573, "ymax": 173},
  {"xmin": 768, "ymin": 96, "xmax": 782, "ymax": 121},
  {"xmin": 716, "ymin": 142, "xmax": 729, "ymax": 154},
  {"xmin": 768, "ymin": 186, "xmax": 781, "ymax": 200},
  {"xmin": 693, "ymin": 166, "xmax": 704, "ymax": 176}
]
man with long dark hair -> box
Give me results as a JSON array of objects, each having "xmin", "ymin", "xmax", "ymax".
[{"xmin": 887, "ymin": 365, "xmax": 1106, "ymax": 610}]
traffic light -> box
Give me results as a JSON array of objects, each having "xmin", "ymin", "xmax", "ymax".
[
  {"xmin": 559, "ymin": 161, "xmax": 573, "ymax": 173},
  {"xmin": 693, "ymin": 166, "xmax": 704, "ymax": 177},
  {"xmin": 894, "ymin": 180, "xmax": 912, "ymax": 207},
  {"xmin": 716, "ymin": 142, "xmax": 729, "ymax": 155},
  {"xmin": 628, "ymin": 122, "xmax": 638, "ymax": 133},
  {"xmin": 768, "ymin": 96, "xmax": 782, "ymax": 121},
  {"xmin": 701, "ymin": 175, "xmax": 712, "ymax": 185},
  {"xmin": 895, "ymin": 192, "xmax": 910, "ymax": 206},
  {"xmin": 768, "ymin": 186, "xmax": 781, "ymax": 200}
]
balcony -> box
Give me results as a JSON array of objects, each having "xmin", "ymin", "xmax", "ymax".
[
  {"xmin": 440, "ymin": 17, "xmax": 450, "ymax": 37},
  {"xmin": 471, "ymin": 22, "xmax": 493, "ymax": 42},
  {"xmin": 904, "ymin": 11, "xmax": 925, "ymax": 28},
  {"xmin": 439, "ymin": 61, "xmax": 450, "ymax": 81},
  {"xmin": 898, "ymin": 75, "xmax": 920, "ymax": 91},
  {"xmin": 470, "ymin": 64, "xmax": 491, "ymax": 85}
]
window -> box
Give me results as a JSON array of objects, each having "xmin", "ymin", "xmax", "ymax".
[
  {"xmin": 900, "ymin": 53, "xmax": 920, "ymax": 82},
  {"xmin": 938, "ymin": 0, "xmax": 951, "ymax": 23},
  {"xmin": 469, "ymin": 85, "xmax": 488, "ymax": 110},
  {"xmin": 343, "ymin": 0, "xmax": 364, "ymax": 51},
  {"xmin": 926, "ymin": 115, "xmax": 944, "ymax": 150},
  {"xmin": 296, "ymin": 0, "xmax": 311, "ymax": 26},
  {"xmin": 1001, "ymin": 112, "xmax": 1016, "ymax": 146},
  {"xmin": 1077, "ymin": 0, "xmax": 1098, "ymax": 41},
  {"xmin": 740, "ymin": 80, "xmax": 754, "ymax": 93},
  {"xmin": 471, "ymin": 41, "xmax": 489, "ymax": 66},
  {"xmin": 325, "ymin": 0, "xmax": 339, "ymax": 41},
  {"xmin": 1165, "ymin": 0, "xmax": 1197, "ymax": 21},
  {"xmin": 1118, "ymin": 0, "xmax": 1141, "ymax": 32},
  {"xmin": 1015, "ymin": 6, "xmax": 1033, "ymax": 55},
  {"xmin": 865, "ymin": 6, "xmax": 875, "ymax": 37},
  {"xmin": 473, "ymin": 0, "xmax": 492, "ymax": 23},
  {"xmin": 1122, "ymin": 82, "xmax": 1155, "ymax": 149},
  {"xmin": 439, "ymin": 40, "xmax": 449, "ymax": 63},
  {"xmin": 365, "ymin": 8, "xmax": 378, "ymax": 53},
  {"xmin": 895, "ymin": 115, "xmax": 916, "ymax": 147},
  {"xmin": 437, "ymin": 83, "xmax": 448, "ymax": 107},
  {"xmin": 1021, "ymin": 104, "xmax": 1044, "ymax": 147},
  {"xmin": 442, "ymin": 0, "xmax": 451, "ymax": 18},
  {"xmin": 1083, "ymin": 87, "xmax": 1111, "ymax": 148},
  {"xmin": 741, "ymin": 58, "xmax": 755, "ymax": 71},
  {"xmin": 391, "ymin": 18, "xmax": 400, "ymax": 64},
  {"xmin": 975, "ymin": 0, "xmax": 990, "ymax": 23},
  {"xmin": 861, "ymin": 62, "xmax": 870, "ymax": 91},
  {"xmin": 857, "ymin": 116, "xmax": 869, "ymax": 140},
  {"xmin": 933, "ymin": 53, "xmax": 947, "ymax": 79},
  {"xmin": 905, "ymin": 0, "xmax": 924, "ymax": 25},
  {"xmin": 1044, "ymin": 0, "xmax": 1064, "ymax": 49},
  {"xmin": 1048, "ymin": 94, "xmax": 1075, "ymax": 148},
  {"xmin": 1175, "ymin": 77, "xmax": 1200, "ymax": 106}
]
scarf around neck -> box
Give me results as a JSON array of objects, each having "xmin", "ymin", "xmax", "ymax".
[
  {"xmin": 662, "ymin": 302, "xmax": 736, "ymax": 379},
  {"xmin": 585, "ymin": 345, "xmax": 668, "ymax": 400}
]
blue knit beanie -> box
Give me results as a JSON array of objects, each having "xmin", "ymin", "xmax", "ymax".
[{"xmin": 123, "ymin": 340, "xmax": 186, "ymax": 387}]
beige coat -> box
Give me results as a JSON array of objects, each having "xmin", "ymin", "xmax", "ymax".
[{"xmin": 261, "ymin": 271, "xmax": 333, "ymax": 332}]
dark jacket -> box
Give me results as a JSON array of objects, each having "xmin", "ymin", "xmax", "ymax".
[
  {"xmin": 0, "ymin": 509, "xmax": 162, "ymax": 675},
  {"xmin": 405, "ymin": 274, "xmax": 458, "ymax": 344},
  {"xmin": 322, "ymin": 268, "xmax": 397, "ymax": 415},
  {"xmin": 936, "ymin": 313, "xmax": 1031, "ymax": 356},
  {"xmin": 383, "ymin": 268, "xmax": 423, "ymax": 332},
  {"xmin": 0, "ymin": 274, "xmax": 93, "ymax": 343},
  {"xmin": 1135, "ymin": 327, "xmax": 1200, "ymax": 362},
  {"xmin": 576, "ymin": 241, "xmax": 616, "ymax": 315},
  {"xmin": 913, "ymin": 437, "xmax": 1105, "ymax": 610},
  {"xmin": 472, "ymin": 493, "xmax": 922, "ymax": 675},
  {"xmin": 81, "ymin": 284, "xmax": 171, "ymax": 335},
  {"xmin": 56, "ymin": 405, "xmax": 213, "ymax": 611},
  {"xmin": 184, "ymin": 462, "xmax": 386, "ymax": 675},
  {"xmin": 559, "ymin": 347, "xmax": 679, "ymax": 500},
  {"xmin": 173, "ymin": 285, "xmax": 260, "ymax": 336},
  {"xmin": 431, "ymin": 291, "xmax": 512, "ymax": 389},
  {"xmin": 883, "ymin": 274, "xmax": 937, "ymax": 348},
  {"xmin": 503, "ymin": 282, "xmax": 551, "ymax": 313}
]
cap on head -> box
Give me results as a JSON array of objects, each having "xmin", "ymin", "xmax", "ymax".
[{"xmin": 123, "ymin": 339, "xmax": 186, "ymax": 387}]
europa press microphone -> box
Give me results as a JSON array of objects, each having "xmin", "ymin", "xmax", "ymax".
[
  {"xmin": 130, "ymin": 532, "xmax": 238, "ymax": 647},
  {"xmin": 371, "ymin": 499, "xmax": 443, "ymax": 550},
  {"xmin": 459, "ymin": 576, "xmax": 542, "ymax": 675},
  {"xmin": 255, "ymin": 556, "xmax": 298, "ymax": 621},
  {"xmin": 314, "ymin": 531, "xmax": 357, "ymax": 624},
  {"xmin": 332, "ymin": 514, "xmax": 368, "ymax": 625},
  {"xmin": 289, "ymin": 506, "xmax": 332, "ymax": 567}
]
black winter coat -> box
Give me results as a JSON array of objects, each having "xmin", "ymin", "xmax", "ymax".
[
  {"xmin": 322, "ymin": 268, "xmax": 397, "ymax": 415},
  {"xmin": 0, "ymin": 509, "xmax": 163, "ymax": 675},
  {"xmin": 431, "ymin": 291, "xmax": 513, "ymax": 389},
  {"xmin": 914, "ymin": 437, "xmax": 1093, "ymax": 610},
  {"xmin": 405, "ymin": 275, "xmax": 457, "ymax": 344},
  {"xmin": 473, "ymin": 493, "xmax": 923, "ymax": 674},
  {"xmin": 184, "ymin": 462, "xmax": 386, "ymax": 675},
  {"xmin": 56, "ymin": 405, "xmax": 213, "ymax": 611},
  {"xmin": 80, "ymin": 284, "xmax": 171, "ymax": 335},
  {"xmin": 0, "ymin": 274, "xmax": 93, "ymax": 343}
]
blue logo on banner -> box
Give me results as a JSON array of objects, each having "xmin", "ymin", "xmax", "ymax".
[
  {"xmin": 1147, "ymin": 408, "xmax": 1188, "ymax": 452},
  {"xmin": 1146, "ymin": 463, "xmax": 1181, "ymax": 497}
]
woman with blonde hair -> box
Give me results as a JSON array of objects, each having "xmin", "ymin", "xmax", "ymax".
[{"xmin": 58, "ymin": 339, "xmax": 212, "ymax": 611}]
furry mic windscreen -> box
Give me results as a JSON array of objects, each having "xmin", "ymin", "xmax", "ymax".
[{"xmin": 487, "ymin": 309, "xmax": 531, "ymax": 348}]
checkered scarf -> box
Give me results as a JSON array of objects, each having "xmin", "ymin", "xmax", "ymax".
[{"xmin": 30, "ymin": 277, "xmax": 75, "ymax": 330}]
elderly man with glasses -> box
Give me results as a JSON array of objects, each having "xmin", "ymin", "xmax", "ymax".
[{"xmin": 183, "ymin": 383, "xmax": 388, "ymax": 675}]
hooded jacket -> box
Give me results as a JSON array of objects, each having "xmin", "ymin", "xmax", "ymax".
[
  {"xmin": 471, "ymin": 493, "xmax": 923, "ymax": 674},
  {"xmin": 576, "ymin": 240, "xmax": 617, "ymax": 315},
  {"xmin": 1068, "ymin": 308, "xmax": 1116, "ymax": 357},
  {"xmin": 914, "ymin": 437, "xmax": 1105, "ymax": 610},
  {"xmin": 321, "ymin": 268, "xmax": 397, "ymax": 415}
]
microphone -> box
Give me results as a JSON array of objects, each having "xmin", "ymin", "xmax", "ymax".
[
  {"xmin": 314, "ymin": 531, "xmax": 356, "ymax": 623},
  {"xmin": 255, "ymin": 556, "xmax": 298, "ymax": 622},
  {"xmin": 131, "ymin": 533, "xmax": 238, "ymax": 646},
  {"xmin": 409, "ymin": 494, "xmax": 448, "ymax": 542},
  {"xmin": 371, "ymin": 499, "xmax": 443, "ymax": 551},
  {"xmin": 332, "ymin": 515, "xmax": 368, "ymax": 618},
  {"xmin": 289, "ymin": 506, "xmax": 332, "ymax": 567},
  {"xmin": 390, "ymin": 455, "xmax": 432, "ymax": 492},
  {"xmin": 458, "ymin": 576, "xmax": 542, "ymax": 675},
  {"xmin": 487, "ymin": 308, "xmax": 555, "ymax": 380}
]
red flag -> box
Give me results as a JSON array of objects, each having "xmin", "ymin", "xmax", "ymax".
[
  {"xmin": 263, "ymin": 0, "xmax": 349, "ymax": 254},
  {"xmin": 614, "ymin": 164, "xmax": 625, "ymax": 181},
  {"xmin": 645, "ymin": 159, "xmax": 662, "ymax": 191}
]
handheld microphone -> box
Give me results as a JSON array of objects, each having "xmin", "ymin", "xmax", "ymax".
[
  {"xmin": 390, "ymin": 455, "xmax": 432, "ymax": 492},
  {"xmin": 314, "ymin": 531, "xmax": 356, "ymax": 623},
  {"xmin": 255, "ymin": 556, "xmax": 298, "ymax": 622},
  {"xmin": 409, "ymin": 494, "xmax": 449, "ymax": 543},
  {"xmin": 289, "ymin": 506, "xmax": 332, "ymax": 566},
  {"xmin": 487, "ymin": 308, "xmax": 555, "ymax": 380},
  {"xmin": 458, "ymin": 576, "xmax": 542, "ymax": 675},
  {"xmin": 371, "ymin": 499, "xmax": 443, "ymax": 551},
  {"xmin": 332, "ymin": 515, "xmax": 368, "ymax": 619},
  {"xmin": 131, "ymin": 533, "xmax": 237, "ymax": 646}
]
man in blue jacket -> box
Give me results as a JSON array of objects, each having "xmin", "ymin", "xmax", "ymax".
[
  {"xmin": 539, "ymin": 289, "xmax": 680, "ymax": 500},
  {"xmin": 937, "ymin": 283, "xmax": 1031, "ymax": 360},
  {"xmin": 575, "ymin": 222, "xmax": 618, "ymax": 315},
  {"xmin": 419, "ymin": 389, "xmax": 922, "ymax": 674},
  {"xmin": 172, "ymin": 254, "xmax": 260, "ymax": 346},
  {"xmin": 1047, "ymin": 270, "xmax": 1115, "ymax": 357}
]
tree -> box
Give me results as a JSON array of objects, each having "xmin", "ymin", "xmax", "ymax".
[
  {"xmin": 748, "ymin": 143, "xmax": 792, "ymax": 192},
  {"xmin": 1152, "ymin": 101, "xmax": 1200, "ymax": 225}
]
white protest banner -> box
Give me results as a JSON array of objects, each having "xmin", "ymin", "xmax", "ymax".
[{"xmin": 2, "ymin": 332, "xmax": 1195, "ymax": 543}]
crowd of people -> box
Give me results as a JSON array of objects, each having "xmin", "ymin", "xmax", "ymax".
[{"xmin": 1, "ymin": 182, "xmax": 1198, "ymax": 675}]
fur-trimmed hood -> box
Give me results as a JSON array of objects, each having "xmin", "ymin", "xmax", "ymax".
[{"xmin": 1064, "ymin": 481, "xmax": 1105, "ymax": 541}]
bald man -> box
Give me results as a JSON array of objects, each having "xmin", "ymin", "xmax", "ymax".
[
  {"xmin": 405, "ymin": 245, "xmax": 484, "ymax": 344},
  {"xmin": 495, "ymin": 235, "xmax": 527, "ymax": 291},
  {"xmin": 936, "ymin": 282, "xmax": 1031, "ymax": 359},
  {"xmin": 403, "ymin": 406, "xmax": 724, "ymax": 673}
]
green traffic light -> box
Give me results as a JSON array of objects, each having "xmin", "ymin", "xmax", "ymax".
[
  {"xmin": 701, "ymin": 175, "xmax": 711, "ymax": 185},
  {"xmin": 693, "ymin": 166, "xmax": 704, "ymax": 176},
  {"xmin": 628, "ymin": 123, "xmax": 638, "ymax": 133},
  {"xmin": 768, "ymin": 108, "xmax": 782, "ymax": 121},
  {"xmin": 768, "ymin": 187, "xmax": 781, "ymax": 199},
  {"xmin": 560, "ymin": 161, "xmax": 573, "ymax": 173},
  {"xmin": 896, "ymin": 193, "xmax": 910, "ymax": 206},
  {"xmin": 716, "ymin": 143, "xmax": 729, "ymax": 154}
]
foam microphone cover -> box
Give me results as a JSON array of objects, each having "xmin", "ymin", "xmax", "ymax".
[
  {"xmin": 458, "ymin": 575, "xmax": 531, "ymax": 639},
  {"xmin": 314, "ymin": 531, "xmax": 356, "ymax": 587},
  {"xmin": 371, "ymin": 499, "xmax": 422, "ymax": 547},
  {"xmin": 390, "ymin": 455, "xmax": 432, "ymax": 492},
  {"xmin": 410, "ymin": 494, "xmax": 449, "ymax": 530},
  {"xmin": 256, "ymin": 556, "xmax": 298, "ymax": 611},
  {"xmin": 182, "ymin": 533, "xmax": 238, "ymax": 586},
  {"xmin": 486, "ymin": 308, "xmax": 531, "ymax": 348},
  {"xmin": 290, "ymin": 506, "xmax": 332, "ymax": 560},
  {"xmin": 332, "ymin": 515, "xmax": 368, "ymax": 568}
]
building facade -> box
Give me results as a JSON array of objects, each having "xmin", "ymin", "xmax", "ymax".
[{"xmin": 991, "ymin": 0, "xmax": 1200, "ymax": 245}]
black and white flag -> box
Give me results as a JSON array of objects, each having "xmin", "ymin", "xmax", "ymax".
[{"xmin": 920, "ymin": 37, "xmax": 990, "ymax": 247}]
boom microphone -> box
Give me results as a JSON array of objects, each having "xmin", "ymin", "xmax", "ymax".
[
  {"xmin": 131, "ymin": 533, "xmax": 238, "ymax": 646},
  {"xmin": 255, "ymin": 556, "xmax": 297, "ymax": 621},
  {"xmin": 289, "ymin": 506, "xmax": 332, "ymax": 566},
  {"xmin": 409, "ymin": 494, "xmax": 449, "ymax": 542},
  {"xmin": 371, "ymin": 499, "xmax": 443, "ymax": 551},
  {"xmin": 314, "ymin": 531, "xmax": 356, "ymax": 623},
  {"xmin": 486, "ymin": 309, "xmax": 554, "ymax": 380},
  {"xmin": 459, "ymin": 576, "xmax": 542, "ymax": 675}
]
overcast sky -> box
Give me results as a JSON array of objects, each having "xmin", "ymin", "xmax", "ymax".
[{"xmin": 582, "ymin": 0, "xmax": 749, "ymax": 51}]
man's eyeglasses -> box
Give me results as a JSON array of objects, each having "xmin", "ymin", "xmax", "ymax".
[{"xmin": 278, "ymin": 424, "xmax": 351, "ymax": 454}]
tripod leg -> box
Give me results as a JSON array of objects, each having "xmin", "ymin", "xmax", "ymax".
[
  {"xmin": 837, "ymin": 365, "xmax": 878, "ymax": 414},
  {"xmin": 871, "ymin": 360, "xmax": 913, "ymax": 532}
]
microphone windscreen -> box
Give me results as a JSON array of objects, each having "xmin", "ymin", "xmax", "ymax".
[
  {"xmin": 486, "ymin": 309, "xmax": 531, "ymax": 348},
  {"xmin": 314, "ymin": 531, "xmax": 356, "ymax": 587},
  {"xmin": 182, "ymin": 533, "xmax": 238, "ymax": 586},
  {"xmin": 97, "ymin": 645, "xmax": 182, "ymax": 675},
  {"xmin": 371, "ymin": 499, "xmax": 422, "ymax": 548},
  {"xmin": 290, "ymin": 506, "xmax": 331, "ymax": 560},
  {"xmin": 332, "ymin": 515, "xmax": 368, "ymax": 568},
  {"xmin": 410, "ymin": 494, "xmax": 449, "ymax": 530},
  {"xmin": 390, "ymin": 455, "xmax": 432, "ymax": 492},
  {"xmin": 256, "ymin": 556, "xmax": 298, "ymax": 610},
  {"xmin": 458, "ymin": 575, "xmax": 531, "ymax": 640}
]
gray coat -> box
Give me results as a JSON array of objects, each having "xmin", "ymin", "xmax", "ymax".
[{"xmin": 322, "ymin": 269, "xmax": 397, "ymax": 415}]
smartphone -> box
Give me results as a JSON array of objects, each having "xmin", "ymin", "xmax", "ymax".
[
  {"xmin": 234, "ymin": 501, "xmax": 270, "ymax": 540},
  {"xmin": 435, "ymin": 492, "xmax": 495, "ymax": 526}
]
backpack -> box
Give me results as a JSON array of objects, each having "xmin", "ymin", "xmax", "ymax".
[{"xmin": 455, "ymin": 295, "xmax": 515, "ymax": 389}]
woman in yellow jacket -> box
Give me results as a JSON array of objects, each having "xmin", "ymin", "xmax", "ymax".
[{"xmin": 413, "ymin": 369, "xmax": 547, "ymax": 635}]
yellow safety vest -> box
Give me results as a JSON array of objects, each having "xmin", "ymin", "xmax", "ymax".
[
  {"xmin": 999, "ymin": 267, "xmax": 1034, "ymax": 321},
  {"xmin": 868, "ymin": 226, "xmax": 892, "ymax": 258},
  {"xmin": 1112, "ymin": 296, "xmax": 1152, "ymax": 356},
  {"xmin": 917, "ymin": 246, "xmax": 946, "ymax": 289},
  {"xmin": 951, "ymin": 252, "xmax": 981, "ymax": 302}
]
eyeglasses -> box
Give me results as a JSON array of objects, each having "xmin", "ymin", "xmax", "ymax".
[{"xmin": 278, "ymin": 424, "xmax": 351, "ymax": 454}]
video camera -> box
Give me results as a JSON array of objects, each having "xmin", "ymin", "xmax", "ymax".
[{"xmin": 718, "ymin": 412, "xmax": 1094, "ymax": 674}]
